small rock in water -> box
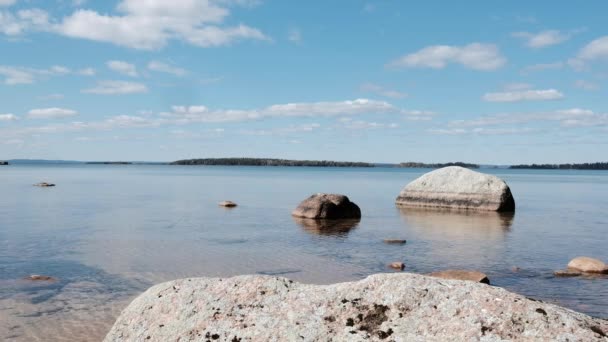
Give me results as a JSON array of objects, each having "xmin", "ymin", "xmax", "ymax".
[
  {"xmin": 292, "ymin": 193, "xmax": 361, "ymax": 219},
  {"xmin": 25, "ymin": 274, "xmax": 56, "ymax": 281},
  {"xmin": 389, "ymin": 262, "xmax": 405, "ymax": 270},
  {"xmin": 34, "ymin": 182, "xmax": 55, "ymax": 187},
  {"xmin": 428, "ymin": 270, "xmax": 490, "ymax": 284},
  {"xmin": 567, "ymin": 256, "xmax": 608, "ymax": 274},
  {"xmin": 219, "ymin": 201, "xmax": 237, "ymax": 208},
  {"xmin": 554, "ymin": 270, "xmax": 582, "ymax": 277},
  {"xmin": 383, "ymin": 239, "xmax": 407, "ymax": 245},
  {"xmin": 511, "ymin": 266, "xmax": 521, "ymax": 272}
]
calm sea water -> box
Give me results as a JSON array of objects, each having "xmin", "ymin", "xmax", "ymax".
[{"xmin": 1, "ymin": 165, "xmax": 607, "ymax": 341}]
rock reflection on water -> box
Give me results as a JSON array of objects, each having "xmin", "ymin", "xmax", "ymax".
[
  {"xmin": 397, "ymin": 207, "xmax": 515, "ymax": 269},
  {"xmin": 398, "ymin": 207, "xmax": 514, "ymax": 241},
  {"xmin": 293, "ymin": 217, "xmax": 360, "ymax": 237}
]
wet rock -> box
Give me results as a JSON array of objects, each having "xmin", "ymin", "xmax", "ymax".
[
  {"xmin": 395, "ymin": 166, "xmax": 515, "ymax": 212},
  {"xmin": 34, "ymin": 182, "xmax": 55, "ymax": 187},
  {"xmin": 511, "ymin": 266, "xmax": 521, "ymax": 272},
  {"xmin": 554, "ymin": 270, "xmax": 582, "ymax": 277},
  {"xmin": 389, "ymin": 262, "xmax": 405, "ymax": 270},
  {"xmin": 292, "ymin": 193, "xmax": 361, "ymax": 219},
  {"xmin": 105, "ymin": 273, "xmax": 608, "ymax": 341},
  {"xmin": 383, "ymin": 239, "xmax": 407, "ymax": 245},
  {"xmin": 567, "ymin": 257, "xmax": 608, "ymax": 274},
  {"xmin": 428, "ymin": 270, "xmax": 490, "ymax": 284},
  {"xmin": 218, "ymin": 201, "xmax": 237, "ymax": 208},
  {"xmin": 25, "ymin": 275, "xmax": 56, "ymax": 282}
]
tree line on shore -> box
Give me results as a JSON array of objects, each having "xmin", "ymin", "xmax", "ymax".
[
  {"xmin": 510, "ymin": 162, "xmax": 608, "ymax": 170},
  {"xmin": 170, "ymin": 158, "xmax": 375, "ymax": 167}
]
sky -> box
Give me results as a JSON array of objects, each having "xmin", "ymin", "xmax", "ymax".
[{"xmin": 1, "ymin": 0, "xmax": 607, "ymax": 164}]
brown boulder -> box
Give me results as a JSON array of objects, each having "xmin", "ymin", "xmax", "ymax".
[{"xmin": 292, "ymin": 193, "xmax": 361, "ymax": 219}]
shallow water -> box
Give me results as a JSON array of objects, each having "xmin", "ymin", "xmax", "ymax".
[{"xmin": 1, "ymin": 165, "xmax": 607, "ymax": 341}]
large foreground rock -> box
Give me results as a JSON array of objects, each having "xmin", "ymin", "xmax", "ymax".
[
  {"xmin": 292, "ymin": 193, "xmax": 361, "ymax": 219},
  {"xmin": 396, "ymin": 166, "xmax": 515, "ymax": 212},
  {"xmin": 105, "ymin": 274, "xmax": 607, "ymax": 341}
]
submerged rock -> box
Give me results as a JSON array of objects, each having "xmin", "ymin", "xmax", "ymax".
[
  {"xmin": 34, "ymin": 182, "xmax": 55, "ymax": 187},
  {"xmin": 567, "ymin": 257, "xmax": 608, "ymax": 274},
  {"xmin": 428, "ymin": 270, "xmax": 490, "ymax": 284},
  {"xmin": 554, "ymin": 269, "xmax": 583, "ymax": 277},
  {"xmin": 218, "ymin": 201, "xmax": 237, "ymax": 208},
  {"xmin": 395, "ymin": 166, "xmax": 515, "ymax": 212},
  {"xmin": 292, "ymin": 193, "xmax": 361, "ymax": 219},
  {"xmin": 383, "ymin": 239, "xmax": 407, "ymax": 245},
  {"xmin": 389, "ymin": 262, "xmax": 405, "ymax": 270},
  {"xmin": 105, "ymin": 273, "xmax": 608, "ymax": 341},
  {"xmin": 25, "ymin": 274, "xmax": 56, "ymax": 282}
]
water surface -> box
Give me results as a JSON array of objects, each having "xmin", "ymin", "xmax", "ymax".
[{"xmin": 1, "ymin": 165, "xmax": 607, "ymax": 341}]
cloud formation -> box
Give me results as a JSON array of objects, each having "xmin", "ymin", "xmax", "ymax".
[
  {"xmin": 107, "ymin": 60, "xmax": 138, "ymax": 77},
  {"xmin": 360, "ymin": 83, "xmax": 408, "ymax": 99},
  {"xmin": 148, "ymin": 61, "xmax": 187, "ymax": 76},
  {"xmin": 512, "ymin": 30, "xmax": 571, "ymax": 48},
  {"xmin": 82, "ymin": 80, "xmax": 148, "ymax": 95},
  {"xmin": 27, "ymin": 107, "xmax": 78, "ymax": 119},
  {"xmin": 388, "ymin": 43, "xmax": 506, "ymax": 71},
  {"xmin": 0, "ymin": 113, "xmax": 17, "ymax": 121},
  {"xmin": 482, "ymin": 89, "xmax": 564, "ymax": 102}
]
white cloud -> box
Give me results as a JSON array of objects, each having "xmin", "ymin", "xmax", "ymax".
[
  {"xmin": 520, "ymin": 62, "xmax": 564, "ymax": 74},
  {"xmin": 483, "ymin": 89, "xmax": 564, "ymax": 102},
  {"xmin": 78, "ymin": 67, "xmax": 96, "ymax": 76},
  {"xmin": 429, "ymin": 127, "xmax": 536, "ymax": 136},
  {"xmin": 512, "ymin": 30, "xmax": 571, "ymax": 48},
  {"xmin": 388, "ymin": 43, "xmax": 506, "ymax": 71},
  {"xmin": 82, "ymin": 80, "xmax": 148, "ymax": 95},
  {"xmin": 38, "ymin": 93, "xmax": 65, "ymax": 100},
  {"xmin": 1, "ymin": 99, "xmax": 432, "ymax": 141},
  {"xmin": 0, "ymin": 0, "xmax": 16, "ymax": 7},
  {"xmin": 0, "ymin": 113, "xmax": 18, "ymax": 121},
  {"xmin": 446, "ymin": 108, "xmax": 606, "ymax": 129},
  {"xmin": 574, "ymin": 80, "xmax": 599, "ymax": 91},
  {"xmin": 27, "ymin": 107, "xmax": 78, "ymax": 119},
  {"xmin": 568, "ymin": 36, "xmax": 608, "ymax": 70},
  {"xmin": 0, "ymin": 8, "xmax": 49, "ymax": 35},
  {"xmin": 107, "ymin": 60, "xmax": 137, "ymax": 77},
  {"xmin": 360, "ymin": 83, "xmax": 408, "ymax": 99},
  {"xmin": 288, "ymin": 28, "xmax": 301, "ymax": 43},
  {"xmin": 147, "ymin": 61, "xmax": 186, "ymax": 76},
  {"xmin": 0, "ymin": 64, "xmax": 93, "ymax": 84},
  {"xmin": 53, "ymin": 0, "xmax": 269, "ymax": 50},
  {"xmin": 577, "ymin": 36, "xmax": 608, "ymax": 60},
  {"xmin": 0, "ymin": 65, "xmax": 35, "ymax": 84}
]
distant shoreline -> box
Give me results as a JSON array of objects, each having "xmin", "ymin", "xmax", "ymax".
[{"xmin": 3, "ymin": 159, "xmax": 608, "ymax": 170}]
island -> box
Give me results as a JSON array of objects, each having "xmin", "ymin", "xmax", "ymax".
[
  {"xmin": 0, "ymin": 161, "xmax": 8, "ymax": 165},
  {"xmin": 86, "ymin": 162, "xmax": 134, "ymax": 165},
  {"xmin": 510, "ymin": 162, "xmax": 608, "ymax": 170},
  {"xmin": 398, "ymin": 162, "xmax": 479, "ymax": 169},
  {"xmin": 170, "ymin": 158, "xmax": 374, "ymax": 167}
]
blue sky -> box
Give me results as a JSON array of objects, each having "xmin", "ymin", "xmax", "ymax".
[{"xmin": 1, "ymin": 0, "xmax": 607, "ymax": 164}]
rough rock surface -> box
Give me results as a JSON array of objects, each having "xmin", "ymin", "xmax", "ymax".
[
  {"xmin": 292, "ymin": 193, "xmax": 361, "ymax": 219},
  {"xmin": 395, "ymin": 166, "xmax": 515, "ymax": 211},
  {"xmin": 105, "ymin": 274, "xmax": 607, "ymax": 341},
  {"xmin": 428, "ymin": 270, "xmax": 490, "ymax": 284},
  {"xmin": 568, "ymin": 257, "xmax": 608, "ymax": 274}
]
